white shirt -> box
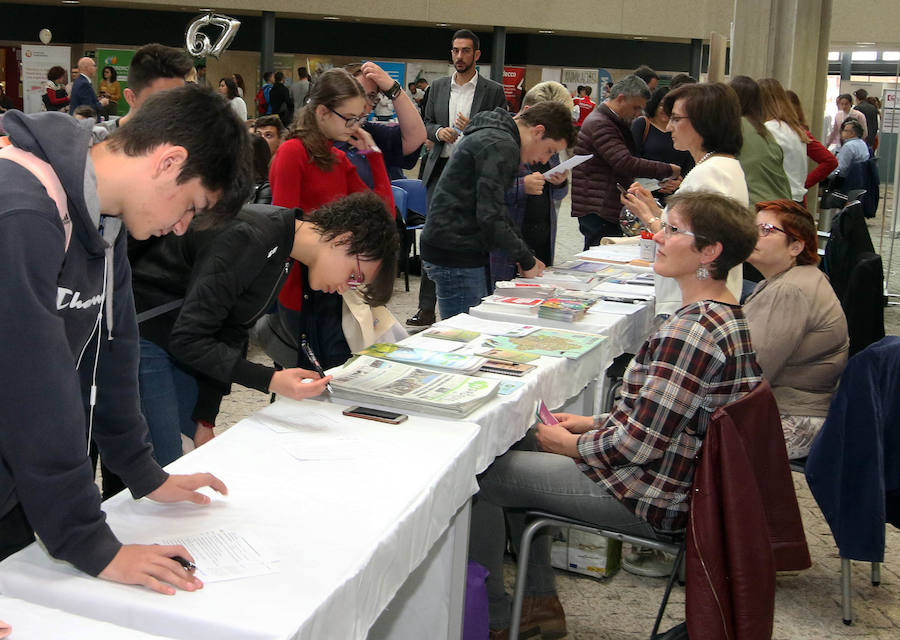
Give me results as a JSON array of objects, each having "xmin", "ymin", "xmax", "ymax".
[
  {"xmin": 655, "ymin": 156, "xmax": 750, "ymax": 316},
  {"xmin": 765, "ymin": 120, "xmax": 807, "ymax": 201},
  {"xmin": 229, "ymin": 96, "xmax": 248, "ymax": 121},
  {"xmin": 442, "ymin": 72, "xmax": 479, "ymax": 158}
]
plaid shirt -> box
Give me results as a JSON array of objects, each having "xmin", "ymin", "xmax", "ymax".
[{"xmin": 577, "ymin": 301, "xmax": 762, "ymax": 532}]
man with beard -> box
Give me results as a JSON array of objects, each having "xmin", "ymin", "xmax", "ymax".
[{"xmin": 409, "ymin": 28, "xmax": 506, "ymax": 327}]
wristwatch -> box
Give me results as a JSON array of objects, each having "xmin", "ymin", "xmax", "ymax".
[{"xmin": 381, "ymin": 81, "xmax": 402, "ymax": 100}]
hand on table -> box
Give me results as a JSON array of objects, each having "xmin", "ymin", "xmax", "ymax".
[
  {"xmin": 551, "ymin": 412, "xmax": 596, "ymax": 434},
  {"xmin": 99, "ymin": 544, "xmax": 202, "ymax": 595},
  {"xmin": 536, "ymin": 421, "xmax": 581, "ymax": 458},
  {"xmin": 518, "ymin": 258, "xmax": 546, "ymax": 278},
  {"xmin": 269, "ymin": 368, "xmax": 332, "ymax": 400},
  {"xmin": 146, "ymin": 473, "xmax": 228, "ymax": 505},
  {"xmin": 523, "ymin": 171, "xmax": 546, "ymax": 196}
]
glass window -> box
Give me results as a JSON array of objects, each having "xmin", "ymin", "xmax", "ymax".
[
  {"xmin": 851, "ymin": 50, "xmax": 877, "ymax": 61},
  {"xmin": 828, "ymin": 51, "xmax": 840, "ymax": 61},
  {"xmin": 883, "ymin": 51, "xmax": 900, "ymax": 61}
]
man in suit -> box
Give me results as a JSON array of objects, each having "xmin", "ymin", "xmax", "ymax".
[
  {"xmin": 68, "ymin": 57, "xmax": 108, "ymax": 119},
  {"xmin": 408, "ymin": 28, "xmax": 506, "ymax": 326}
]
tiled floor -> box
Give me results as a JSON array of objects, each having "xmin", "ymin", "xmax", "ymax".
[{"xmin": 212, "ymin": 193, "xmax": 900, "ymax": 638}]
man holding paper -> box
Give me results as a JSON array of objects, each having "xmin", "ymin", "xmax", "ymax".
[
  {"xmin": 420, "ymin": 101, "xmax": 577, "ymax": 320},
  {"xmin": 571, "ymin": 75, "xmax": 681, "ymax": 249}
]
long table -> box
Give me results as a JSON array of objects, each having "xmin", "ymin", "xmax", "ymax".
[{"xmin": 0, "ymin": 304, "xmax": 655, "ymax": 639}]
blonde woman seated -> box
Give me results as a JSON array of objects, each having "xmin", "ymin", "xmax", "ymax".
[
  {"xmin": 470, "ymin": 192, "xmax": 761, "ymax": 639},
  {"xmin": 744, "ymin": 200, "xmax": 848, "ymax": 459}
]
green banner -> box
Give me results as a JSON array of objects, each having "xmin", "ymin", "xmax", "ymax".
[{"xmin": 96, "ymin": 49, "xmax": 136, "ymax": 116}]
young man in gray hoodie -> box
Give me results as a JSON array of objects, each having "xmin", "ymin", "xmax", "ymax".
[
  {"xmin": 420, "ymin": 101, "xmax": 576, "ymax": 319},
  {"xmin": 0, "ymin": 84, "xmax": 250, "ymax": 595}
]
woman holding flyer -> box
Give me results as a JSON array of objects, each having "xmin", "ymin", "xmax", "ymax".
[{"xmin": 469, "ymin": 191, "xmax": 762, "ymax": 639}]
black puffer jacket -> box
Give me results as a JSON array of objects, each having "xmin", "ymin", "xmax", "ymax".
[
  {"xmin": 420, "ymin": 107, "xmax": 536, "ymax": 270},
  {"xmin": 130, "ymin": 205, "xmax": 296, "ymax": 423},
  {"xmin": 572, "ymin": 103, "xmax": 674, "ymax": 223}
]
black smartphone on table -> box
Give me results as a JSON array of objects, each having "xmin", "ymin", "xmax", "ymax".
[{"xmin": 342, "ymin": 406, "xmax": 408, "ymax": 424}]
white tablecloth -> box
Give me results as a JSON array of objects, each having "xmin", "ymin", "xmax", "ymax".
[
  {"xmin": 0, "ymin": 403, "xmax": 480, "ymax": 640},
  {"xmin": 0, "ymin": 596, "xmax": 173, "ymax": 639}
]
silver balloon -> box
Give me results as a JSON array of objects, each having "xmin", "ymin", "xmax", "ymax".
[{"xmin": 185, "ymin": 13, "xmax": 241, "ymax": 59}]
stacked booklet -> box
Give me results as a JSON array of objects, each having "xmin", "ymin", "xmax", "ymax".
[
  {"xmin": 492, "ymin": 281, "xmax": 558, "ymax": 298},
  {"xmin": 515, "ymin": 270, "xmax": 599, "ymax": 291},
  {"xmin": 538, "ymin": 298, "xmax": 591, "ymax": 322},
  {"xmin": 357, "ymin": 343, "xmax": 486, "ymax": 374},
  {"xmin": 480, "ymin": 295, "xmax": 544, "ymax": 315},
  {"xmin": 329, "ymin": 356, "xmax": 499, "ymax": 418}
]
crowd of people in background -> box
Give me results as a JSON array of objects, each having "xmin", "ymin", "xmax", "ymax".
[{"xmin": 0, "ymin": 24, "xmax": 884, "ymax": 639}]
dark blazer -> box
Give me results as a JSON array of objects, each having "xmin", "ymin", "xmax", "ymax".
[
  {"xmin": 68, "ymin": 75, "xmax": 102, "ymax": 116},
  {"xmin": 421, "ymin": 73, "xmax": 506, "ymax": 186}
]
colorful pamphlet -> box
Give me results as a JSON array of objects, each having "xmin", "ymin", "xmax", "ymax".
[
  {"xmin": 536, "ymin": 400, "xmax": 559, "ymax": 425},
  {"xmin": 479, "ymin": 359, "xmax": 537, "ymax": 377},
  {"xmin": 422, "ymin": 327, "xmax": 480, "ymax": 343},
  {"xmin": 476, "ymin": 348, "xmax": 541, "ymax": 363},
  {"xmin": 357, "ymin": 343, "xmax": 486, "ymax": 374},
  {"xmin": 483, "ymin": 328, "xmax": 605, "ymax": 360}
]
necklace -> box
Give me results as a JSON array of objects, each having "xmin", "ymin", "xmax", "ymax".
[{"xmin": 696, "ymin": 151, "xmax": 716, "ymax": 164}]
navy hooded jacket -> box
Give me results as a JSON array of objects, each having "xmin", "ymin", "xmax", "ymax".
[{"xmin": 0, "ymin": 110, "xmax": 168, "ymax": 575}]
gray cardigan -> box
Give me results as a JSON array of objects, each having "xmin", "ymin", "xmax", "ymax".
[{"xmin": 744, "ymin": 264, "xmax": 848, "ymax": 417}]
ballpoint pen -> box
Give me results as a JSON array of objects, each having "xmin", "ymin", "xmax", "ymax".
[{"xmin": 301, "ymin": 338, "xmax": 334, "ymax": 393}]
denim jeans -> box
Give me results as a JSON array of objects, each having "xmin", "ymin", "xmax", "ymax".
[
  {"xmin": 469, "ymin": 431, "xmax": 656, "ymax": 630},
  {"xmin": 422, "ymin": 261, "xmax": 489, "ymax": 320},
  {"xmin": 138, "ymin": 339, "xmax": 199, "ymax": 467}
]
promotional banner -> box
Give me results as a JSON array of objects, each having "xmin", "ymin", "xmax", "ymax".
[
  {"xmin": 21, "ymin": 44, "xmax": 70, "ymax": 114},
  {"xmin": 503, "ymin": 66, "xmax": 526, "ymax": 112},
  {"xmin": 561, "ymin": 68, "xmax": 599, "ymax": 100},
  {"xmin": 96, "ymin": 49, "xmax": 136, "ymax": 116},
  {"xmin": 373, "ymin": 61, "xmax": 406, "ymax": 87}
]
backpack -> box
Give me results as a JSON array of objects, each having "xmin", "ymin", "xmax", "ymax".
[
  {"xmin": 0, "ymin": 144, "xmax": 72, "ymax": 250},
  {"xmin": 255, "ymin": 87, "xmax": 267, "ymax": 116}
]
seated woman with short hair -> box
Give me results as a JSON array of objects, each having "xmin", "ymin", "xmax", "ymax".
[
  {"xmin": 470, "ymin": 191, "xmax": 762, "ymax": 639},
  {"xmin": 743, "ymin": 200, "xmax": 849, "ymax": 459}
]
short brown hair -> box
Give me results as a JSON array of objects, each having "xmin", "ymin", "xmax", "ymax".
[
  {"xmin": 666, "ymin": 191, "xmax": 757, "ymax": 280},
  {"xmin": 664, "ymin": 83, "xmax": 742, "ymax": 156},
  {"xmin": 755, "ymin": 200, "xmax": 819, "ymax": 266},
  {"xmin": 516, "ymin": 101, "xmax": 577, "ymax": 147}
]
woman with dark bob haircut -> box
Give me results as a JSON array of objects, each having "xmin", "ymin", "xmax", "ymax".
[
  {"xmin": 743, "ymin": 199, "xmax": 848, "ymax": 459},
  {"xmin": 622, "ymin": 82, "xmax": 751, "ymax": 315},
  {"xmin": 470, "ymin": 191, "xmax": 761, "ymax": 638}
]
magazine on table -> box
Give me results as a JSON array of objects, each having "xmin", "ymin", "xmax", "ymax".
[
  {"xmin": 483, "ymin": 328, "xmax": 605, "ymax": 360},
  {"xmin": 356, "ymin": 343, "xmax": 486, "ymax": 374},
  {"xmin": 329, "ymin": 356, "xmax": 499, "ymax": 418},
  {"xmin": 480, "ymin": 295, "xmax": 544, "ymax": 315}
]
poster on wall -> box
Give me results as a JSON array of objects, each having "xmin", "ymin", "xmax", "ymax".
[
  {"xmin": 96, "ymin": 49, "xmax": 136, "ymax": 116},
  {"xmin": 561, "ymin": 68, "xmax": 598, "ymax": 99},
  {"xmin": 306, "ymin": 57, "xmax": 334, "ymax": 82},
  {"xmin": 503, "ymin": 67, "xmax": 526, "ymax": 112},
  {"xmin": 406, "ymin": 62, "xmax": 450, "ymax": 89},
  {"xmin": 21, "ymin": 45, "xmax": 71, "ymax": 114}
]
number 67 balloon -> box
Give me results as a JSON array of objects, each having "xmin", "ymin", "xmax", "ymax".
[{"xmin": 185, "ymin": 13, "xmax": 241, "ymax": 59}]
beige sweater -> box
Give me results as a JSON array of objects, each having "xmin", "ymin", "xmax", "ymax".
[{"xmin": 744, "ymin": 265, "xmax": 848, "ymax": 416}]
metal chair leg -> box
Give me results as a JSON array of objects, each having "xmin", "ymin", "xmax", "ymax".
[
  {"xmin": 650, "ymin": 544, "xmax": 686, "ymax": 639},
  {"xmin": 871, "ymin": 562, "xmax": 881, "ymax": 586},
  {"xmin": 841, "ymin": 557, "xmax": 852, "ymax": 625},
  {"xmin": 509, "ymin": 518, "xmax": 549, "ymax": 639}
]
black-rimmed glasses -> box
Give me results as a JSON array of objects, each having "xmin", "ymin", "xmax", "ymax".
[{"xmin": 328, "ymin": 107, "xmax": 366, "ymax": 129}]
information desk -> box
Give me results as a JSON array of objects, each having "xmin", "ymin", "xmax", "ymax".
[{"xmin": 0, "ymin": 403, "xmax": 481, "ymax": 640}]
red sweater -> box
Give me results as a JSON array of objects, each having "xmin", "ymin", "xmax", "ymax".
[
  {"xmin": 803, "ymin": 130, "xmax": 838, "ymax": 188},
  {"xmin": 269, "ymin": 138, "xmax": 395, "ymax": 310}
]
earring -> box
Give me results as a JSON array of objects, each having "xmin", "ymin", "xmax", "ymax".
[{"xmin": 696, "ymin": 263, "xmax": 710, "ymax": 280}]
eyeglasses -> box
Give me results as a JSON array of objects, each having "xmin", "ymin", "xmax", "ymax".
[
  {"xmin": 328, "ymin": 107, "xmax": 366, "ymax": 128},
  {"xmin": 660, "ymin": 221, "xmax": 698, "ymax": 238},
  {"xmin": 347, "ymin": 255, "xmax": 365, "ymax": 288},
  {"xmin": 668, "ymin": 114, "xmax": 690, "ymax": 124},
  {"xmin": 757, "ymin": 222, "xmax": 795, "ymax": 239}
]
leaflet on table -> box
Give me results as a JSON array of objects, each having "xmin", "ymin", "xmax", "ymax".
[
  {"xmin": 330, "ymin": 355, "xmax": 499, "ymax": 417},
  {"xmin": 483, "ymin": 328, "xmax": 605, "ymax": 360},
  {"xmin": 400, "ymin": 333, "xmax": 465, "ymax": 352},
  {"xmin": 543, "ymin": 153, "xmax": 593, "ymax": 178},
  {"xmin": 554, "ymin": 260, "xmax": 629, "ymax": 276},
  {"xmin": 576, "ymin": 245, "xmax": 644, "ymax": 264},
  {"xmin": 480, "ymin": 295, "xmax": 544, "ymax": 315},
  {"xmin": 477, "ymin": 348, "xmax": 541, "ymax": 363},
  {"xmin": 421, "ymin": 327, "xmax": 481, "ymax": 343},
  {"xmin": 594, "ymin": 282, "xmax": 655, "ymax": 298},
  {"xmin": 160, "ymin": 529, "xmax": 276, "ymax": 583},
  {"xmin": 516, "ymin": 270, "xmax": 599, "ymax": 291},
  {"xmin": 588, "ymin": 300, "xmax": 647, "ymax": 316},
  {"xmin": 434, "ymin": 313, "xmax": 540, "ymax": 337},
  {"xmin": 357, "ymin": 343, "xmax": 486, "ymax": 374},
  {"xmin": 493, "ymin": 281, "xmax": 557, "ymax": 298},
  {"xmin": 538, "ymin": 298, "xmax": 591, "ymax": 322}
]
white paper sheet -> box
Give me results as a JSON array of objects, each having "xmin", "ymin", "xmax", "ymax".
[
  {"xmin": 400, "ymin": 334, "xmax": 465, "ymax": 352},
  {"xmin": 588, "ymin": 300, "xmax": 646, "ymax": 316},
  {"xmin": 434, "ymin": 314, "xmax": 539, "ymax": 336},
  {"xmin": 161, "ymin": 529, "xmax": 277, "ymax": 583},
  {"xmin": 543, "ymin": 153, "xmax": 593, "ymax": 178}
]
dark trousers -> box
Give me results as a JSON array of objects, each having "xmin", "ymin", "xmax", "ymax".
[
  {"xmin": 577, "ymin": 213, "xmax": 623, "ymax": 250},
  {"xmin": 417, "ymin": 155, "xmax": 450, "ymax": 311},
  {"xmin": 0, "ymin": 503, "xmax": 34, "ymax": 562}
]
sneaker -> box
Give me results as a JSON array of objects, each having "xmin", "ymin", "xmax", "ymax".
[{"xmin": 622, "ymin": 545, "xmax": 676, "ymax": 578}]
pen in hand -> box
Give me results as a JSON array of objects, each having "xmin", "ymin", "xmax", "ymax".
[
  {"xmin": 172, "ymin": 555, "xmax": 197, "ymax": 572},
  {"xmin": 301, "ymin": 339, "xmax": 334, "ymax": 393}
]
